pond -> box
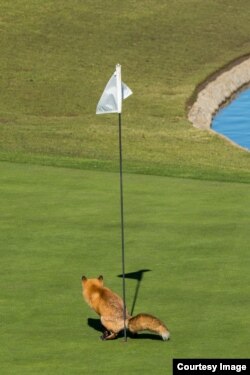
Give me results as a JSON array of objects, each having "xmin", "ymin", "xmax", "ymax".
[{"xmin": 212, "ymin": 88, "xmax": 250, "ymax": 150}]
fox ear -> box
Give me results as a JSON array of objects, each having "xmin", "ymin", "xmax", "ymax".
[
  {"xmin": 98, "ymin": 275, "xmax": 103, "ymax": 281},
  {"xmin": 82, "ymin": 276, "xmax": 87, "ymax": 282}
]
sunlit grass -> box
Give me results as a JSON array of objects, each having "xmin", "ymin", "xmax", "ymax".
[
  {"xmin": 0, "ymin": 0, "xmax": 250, "ymax": 181},
  {"xmin": 1, "ymin": 162, "xmax": 249, "ymax": 374}
]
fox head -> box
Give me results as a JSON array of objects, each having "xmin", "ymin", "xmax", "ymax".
[
  {"xmin": 81, "ymin": 275, "xmax": 104, "ymax": 306},
  {"xmin": 81, "ymin": 275, "xmax": 104, "ymax": 289}
]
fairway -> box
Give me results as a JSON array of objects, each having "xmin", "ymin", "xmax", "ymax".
[
  {"xmin": 0, "ymin": 0, "xmax": 250, "ymax": 182},
  {"xmin": 1, "ymin": 162, "xmax": 249, "ymax": 374}
]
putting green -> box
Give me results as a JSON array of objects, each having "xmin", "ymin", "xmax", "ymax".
[{"xmin": 0, "ymin": 161, "xmax": 249, "ymax": 374}]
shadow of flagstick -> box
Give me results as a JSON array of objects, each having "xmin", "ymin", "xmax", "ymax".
[{"xmin": 117, "ymin": 269, "xmax": 151, "ymax": 316}]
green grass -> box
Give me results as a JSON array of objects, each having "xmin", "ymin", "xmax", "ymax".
[
  {"xmin": 1, "ymin": 162, "xmax": 249, "ymax": 374},
  {"xmin": 0, "ymin": 1, "xmax": 250, "ymax": 373},
  {"xmin": 0, "ymin": 0, "xmax": 250, "ymax": 181}
]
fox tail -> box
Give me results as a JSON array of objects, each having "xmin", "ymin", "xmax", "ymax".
[{"xmin": 127, "ymin": 313, "xmax": 170, "ymax": 341}]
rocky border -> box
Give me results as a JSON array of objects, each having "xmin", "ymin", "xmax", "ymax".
[{"xmin": 188, "ymin": 55, "xmax": 250, "ymax": 130}]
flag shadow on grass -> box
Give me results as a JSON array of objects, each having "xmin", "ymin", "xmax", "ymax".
[{"xmin": 117, "ymin": 269, "xmax": 151, "ymax": 316}]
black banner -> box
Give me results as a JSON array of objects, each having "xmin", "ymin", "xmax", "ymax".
[{"xmin": 173, "ymin": 359, "xmax": 249, "ymax": 375}]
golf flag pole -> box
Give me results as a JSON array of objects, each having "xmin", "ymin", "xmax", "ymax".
[
  {"xmin": 116, "ymin": 64, "xmax": 122, "ymax": 114},
  {"xmin": 116, "ymin": 64, "xmax": 127, "ymax": 342},
  {"xmin": 96, "ymin": 64, "xmax": 132, "ymax": 341}
]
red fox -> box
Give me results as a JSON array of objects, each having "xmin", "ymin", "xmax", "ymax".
[{"xmin": 81, "ymin": 275, "xmax": 170, "ymax": 341}]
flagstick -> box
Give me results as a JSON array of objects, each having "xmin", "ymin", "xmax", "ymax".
[
  {"xmin": 118, "ymin": 112, "xmax": 127, "ymax": 342},
  {"xmin": 96, "ymin": 63, "xmax": 132, "ymax": 342}
]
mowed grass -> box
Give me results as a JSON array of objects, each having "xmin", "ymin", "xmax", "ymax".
[
  {"xmin": 0, "ymin": 0, "xmax": 250, "ymax": 181},
  {"xmin": 1, "ymin": 1, "xmax": 249, "ymax": 373},
  {"xmin": 1, "ymin": 162, "xmax": 249, "ymax": 374}
]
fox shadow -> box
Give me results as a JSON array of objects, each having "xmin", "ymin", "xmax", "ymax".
[{"xmin": 87, "ymin": 318, "xmax": 162, "ymax": 341}]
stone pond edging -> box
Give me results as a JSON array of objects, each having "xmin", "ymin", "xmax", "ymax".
[{"xmin": 188, "ymin": 56, "xmax": 250, "ymax": 129}]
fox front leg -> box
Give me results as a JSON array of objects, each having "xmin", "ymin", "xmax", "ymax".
[
  {"xmin": 100, "ymin": 330, "xmax": 111, "ymax": 340},
  {"xmin": 100, "ymin": 316, "xmax": 119, "ymax": 340},
  {"xmin": 100, "ymin": 331, "xmax": 118, "ymax": 340}
]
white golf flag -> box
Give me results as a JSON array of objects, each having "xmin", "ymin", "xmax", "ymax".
[{"xmin": 96, "ymin": 64, "xmax": 132, "ymax": 115}]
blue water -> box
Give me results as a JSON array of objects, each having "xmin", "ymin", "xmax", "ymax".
[{"xmin": 212, "ymin": 88, "xmax": 250, "ymax": 150}]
